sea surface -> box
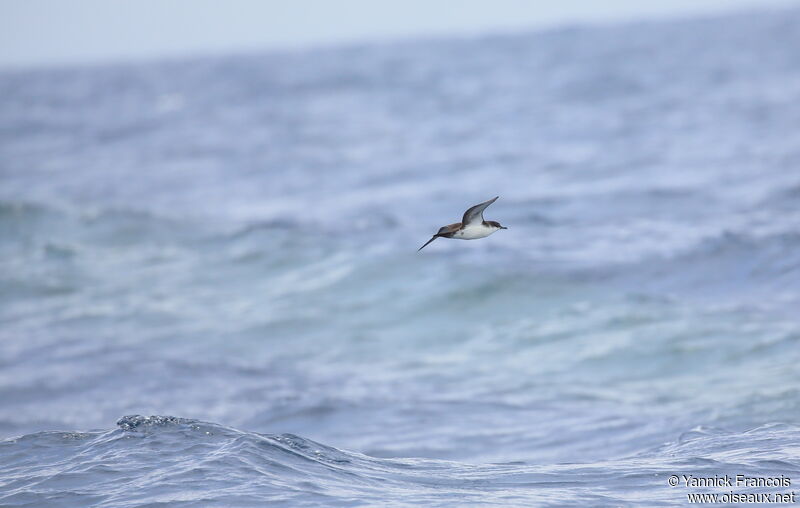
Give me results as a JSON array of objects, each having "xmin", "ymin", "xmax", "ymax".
[{"xmin": 2, "ymin": 7, "xmax": 800, "ymax": 507}]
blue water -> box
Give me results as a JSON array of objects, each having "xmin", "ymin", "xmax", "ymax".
[{"xmin": 2, "ymin": 7, "xmax": 800, "ymax": 507}]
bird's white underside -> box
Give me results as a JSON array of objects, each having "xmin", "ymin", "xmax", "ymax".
[{"xmin": 453, "ymin": 223, "xmax": 500, "ymax": 240}]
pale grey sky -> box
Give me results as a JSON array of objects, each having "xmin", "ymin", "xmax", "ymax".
[{"xmin": 0, "ymin": 0, "xmax": 794, "ymax": 68}]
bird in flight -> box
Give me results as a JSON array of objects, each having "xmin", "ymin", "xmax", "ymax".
[{"xmin": 418, "ymin": 196, "xmax": 507, "ymax": 251}]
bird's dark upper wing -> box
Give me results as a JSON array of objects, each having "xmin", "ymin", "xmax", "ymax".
[{"xmin": 461, "ymin": 196, "xmax": 499, "ymax": 226}]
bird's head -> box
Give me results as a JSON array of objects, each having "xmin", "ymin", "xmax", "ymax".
[{"xmin": 486, "ymin": 220, "xmax": 507, "ymax": 230}]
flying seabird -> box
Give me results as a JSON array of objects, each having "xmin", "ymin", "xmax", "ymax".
[{"xmin": 418, "ymin": 196, "xmax": 507, "ymax": 251}]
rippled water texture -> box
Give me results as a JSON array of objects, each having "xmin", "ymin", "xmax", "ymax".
[{"xmin": 1, "ymin": 7, "xmax": 800, "ymax": 507}]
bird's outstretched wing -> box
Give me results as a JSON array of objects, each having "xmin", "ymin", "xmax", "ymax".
[
  {"xmin": 418, "ymin": 236, "xmax": 438, "ymax": 251},
  {"xmin": 461, "ymin": 196, "xmax": 498, "ymax": 226},
  {"xmin": 418, "ymin": 223, "xmax": 461, "ymax": 251}
]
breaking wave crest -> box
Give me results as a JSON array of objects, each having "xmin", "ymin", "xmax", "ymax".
[{"xmin": 1, "ymin": 416, "xmax": 798, "ymax": 507}]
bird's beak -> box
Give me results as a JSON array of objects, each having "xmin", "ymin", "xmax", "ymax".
[{"xmin": 501, "ymin": 226, "xmax": 508, "ymax": 229}]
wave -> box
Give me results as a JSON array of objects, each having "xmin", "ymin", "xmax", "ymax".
[
  {"xmin": 609, "ymin": 230, "xmax": 800, "ymax": 302},
  {"xmin": 1, "ymin": 416, "xmax": 798, "ymax": 507}
]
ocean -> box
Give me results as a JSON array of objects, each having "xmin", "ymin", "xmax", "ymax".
[{"xmin": 1, "ymin": 7, "xmax": 800, "ymax": 507}]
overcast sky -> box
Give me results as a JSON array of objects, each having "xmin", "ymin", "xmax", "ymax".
[{"xmin": 0, "ymin": 0, "xmax": 794, "ymax": 68}]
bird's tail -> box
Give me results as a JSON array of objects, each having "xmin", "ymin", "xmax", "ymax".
[{"xmin": 418, "ymin": 235, "xmax": 439, "ymax": 251}]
